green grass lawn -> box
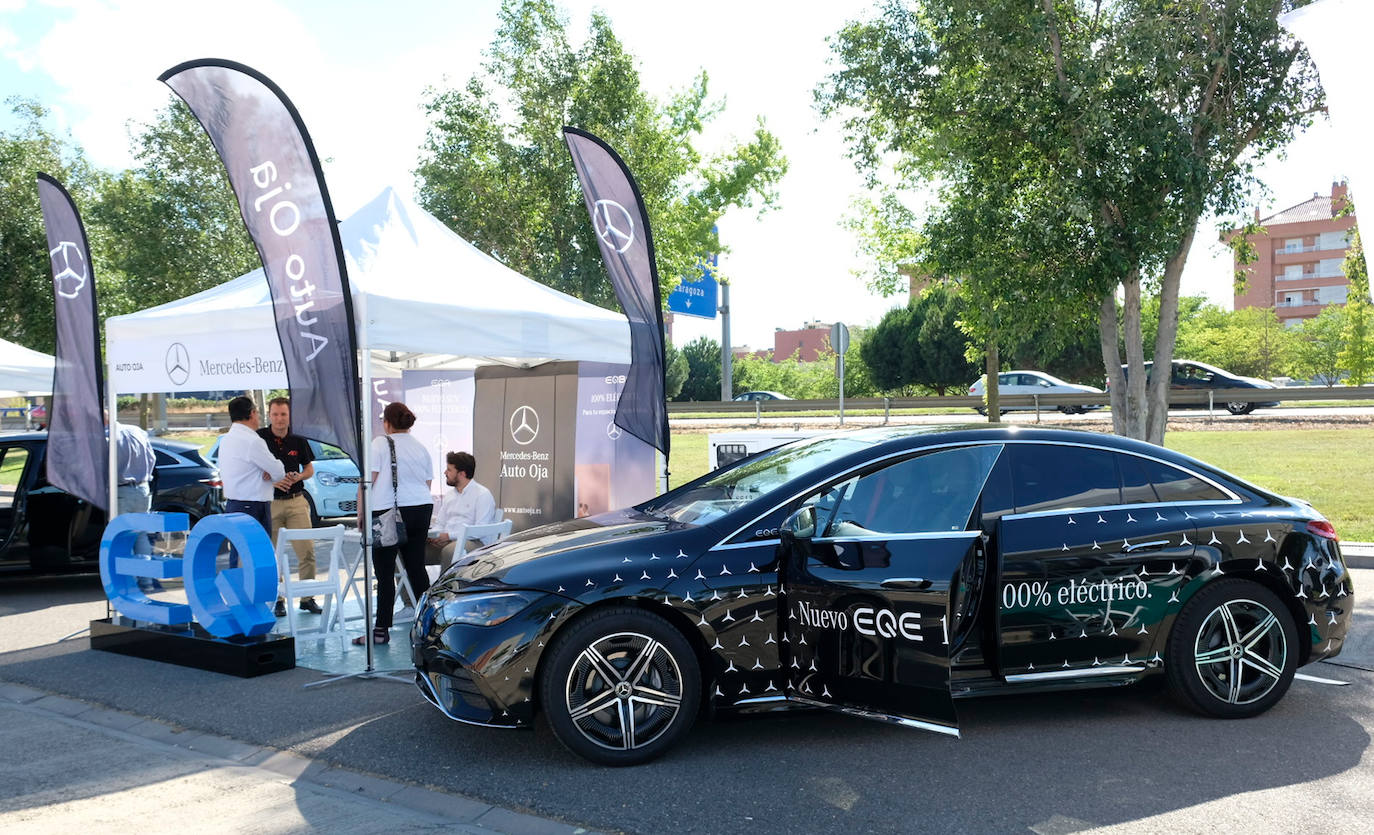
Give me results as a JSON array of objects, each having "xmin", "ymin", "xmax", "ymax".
[{"xmin": 667, "ymin": 428, "xmax": 1374, "ymax": 542}]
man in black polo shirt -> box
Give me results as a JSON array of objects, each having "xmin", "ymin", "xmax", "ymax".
[{"xmin": 260, "ymin": 397, "xmax": 320, "ymax": 616}]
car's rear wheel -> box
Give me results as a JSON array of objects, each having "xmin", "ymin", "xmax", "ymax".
[
  {"xmin": 1165, "ymin": 579, "xmax": 1298, "ymax": 718},
  {"xmin": 540, "ymin": 606, "xmax": 700, "ymax": 766},
  {"xmin": 1226, "ymin": 401, "xmax": 1255, "ymax": 415},
  {"xmin": 1058, "ymin": 405, "xmax": 1083, "ymax": 415}
]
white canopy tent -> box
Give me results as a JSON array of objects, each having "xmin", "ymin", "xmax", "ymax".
[
  {"xmin": 0, "ymin": 337, "xmax": 54, "ymax": 397},
  {"xmin": 104, "ymin": 187, "xmax": 630, "ymax": 394}
]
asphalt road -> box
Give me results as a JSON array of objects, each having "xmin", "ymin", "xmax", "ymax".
[
  {"xmin": 1, "ymin": 571, "xmax": 1371, "ymax": 834},
  {"xmin": 673, "ymin": 405, "xmax": 1374, "ymax": 430}
]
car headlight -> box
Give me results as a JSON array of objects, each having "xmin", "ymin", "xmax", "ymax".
[
  {"xmin": 436, "ymin": 591, "xmax": 541, "ymax": 628},
  {"xmin": 315, "ymin": 471, "xmax": 339, "ymax": 486}
]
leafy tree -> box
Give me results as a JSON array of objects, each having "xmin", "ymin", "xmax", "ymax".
[
  {"xmin": 0, "ymin": 99, "xmax": 98, "ymax": 351},
  {"xmin": 862, "ymin": 285, "xmax": 976, "ymax": 395},
  {"xmin": 1338, "ymin": 225, "xmax": 1373, "ymax": 385},
  {"xmin": 664, "ymin": 341, "xmax": 688, "ymax": 399},
  {"xmin": 88, "ymin": 100, "xmax": 259, "ymax": 318},
  {"xmin": 677, "ymin": 336, "xmax": 722, "ymax": 401},
  {"xmin": 416, "ymin": 0, "xmax": 787, "ymax": 309},
  {"xmin": 1290, "ymin": 304, "xmax": 1347, "ymax": 386},
  {"xmin": 818, "ymin": 0, "xmax": 1324, "ymax": 443},
  {"xmin": 1175, "ymin": 305, "xmax": 1293, "ymax": 379}
]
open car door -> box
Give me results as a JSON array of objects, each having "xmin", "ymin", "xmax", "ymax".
[{"xmin": 780, "ymin": 444, "xmax": 1003, "ymax": 736}]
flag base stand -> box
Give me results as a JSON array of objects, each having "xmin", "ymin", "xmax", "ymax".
[{"xmin": 90, "ymin": 617, "xmax": 295, "ymax": 678}]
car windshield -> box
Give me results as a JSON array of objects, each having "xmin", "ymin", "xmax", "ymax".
[
  {"xmin": 642, "ymin": 435, "xmax": 870, "ymax": 526},
  {"xmin": 311, "ymin": 441, "xmax": 351, "ymax": 460}
]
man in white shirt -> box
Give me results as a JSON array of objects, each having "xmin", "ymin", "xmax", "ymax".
[
  {"xmin": 427, "ymin": 451, "xmax": 499, "ymax": 572},
  {"xmin": 218, "ymin": 396, "xmax": 285, "ymax": 569}
]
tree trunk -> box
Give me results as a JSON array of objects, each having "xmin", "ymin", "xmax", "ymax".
[
  {"xmin": 1100, "ymin": 290, "xmax": 1126, "ymax": 434},
  {"xmin": 1121, "ymin": 269, "xmax": 1148, "ymax": 440},
  {"xmin": 985, "ymin": 342, "xmax": 1000, "ymax": 421},
  {"xmin": 1146, "ymin": 222, "xmax": 1198, "ymax": 445},
  {"xmin": 138, "ymin": 393, "xmax": 150, "ymax": 430}
]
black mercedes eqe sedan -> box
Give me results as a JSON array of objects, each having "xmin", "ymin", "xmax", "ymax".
[{"xmin": 411, "ymin": 425, "xmax": 1352, "ymax": 765}]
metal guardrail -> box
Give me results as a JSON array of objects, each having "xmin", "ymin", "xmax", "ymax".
[{"xmin": 667, "ymin": 384, "xmax": 1374, "ymax": 417}]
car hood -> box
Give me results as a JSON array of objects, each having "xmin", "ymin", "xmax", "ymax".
[
  {"xmin": 1237, "ymin": 376, "xmax": 1277, "ymax": 389},
  {"xmin": 438, "ymin": 509, "xmax": 699, "ymax": 593}
]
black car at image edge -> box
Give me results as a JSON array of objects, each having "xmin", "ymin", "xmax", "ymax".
[
  {"xmin": 0, "ymin": 431, "xmax": 223, "ymax": 573},
  {"xmin": 411, "ymin": 425, "xmax": 1351, "ymax": 765}
]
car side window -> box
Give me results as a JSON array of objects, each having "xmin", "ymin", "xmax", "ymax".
[
  {"xmin": 1011, "ymin": 444, "xmax": 1120, "ymax": 514},
  {"xmin": 1118, "ymin": 454, "xmax": 1158, "ymax": 505},
  {"xmin": 154, "ymin": 450, "xmax": 178, "ymax": 467},
  {"xmin": 1135, "ymin": 457, "xmax": 1229, "ymax": 503},
  {"xmin": 815, "ymin": 446, "xmax": 1003, "ymax": 537},
  {"xmin": 0, "ymin": 445, "xmax": 31, "ymax": 513}
]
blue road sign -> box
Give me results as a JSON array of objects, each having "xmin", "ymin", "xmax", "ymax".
[{"xmin": 667, "ymin": 252, "xmax": 718, "ymax": 319}]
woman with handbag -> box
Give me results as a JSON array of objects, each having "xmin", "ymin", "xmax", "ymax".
[{"xmin": 355, "ymin": 401, "xmax": 433, "ymax": 646}]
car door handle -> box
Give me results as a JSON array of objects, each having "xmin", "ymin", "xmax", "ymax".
[
  {"xmin": 881, "ymin": 577, "xmax": 931, "ymax": 590},
  {"xmin": 1122, "ymin": 539, "xmax": 1169, "ymax": 553}
]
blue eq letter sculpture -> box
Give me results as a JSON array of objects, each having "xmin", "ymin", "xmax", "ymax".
[{"xmin": 100, "ymin": 512, "xmax": 278, "ymax": 638}]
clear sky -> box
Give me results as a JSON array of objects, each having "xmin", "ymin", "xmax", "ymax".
[{"xmin": 0, "ymin": 0, "xmax": 1352, "ymax": 350}]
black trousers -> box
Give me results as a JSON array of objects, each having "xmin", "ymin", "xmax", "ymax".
[
  {"xmin": 371, "ymin": 503, "xmax": 432, "ymax": 629},
  {"xmin": 225, "ymin": 499, "xmax": 272, "ymax": 570}
]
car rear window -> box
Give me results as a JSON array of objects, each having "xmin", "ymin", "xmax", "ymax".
[
  {"xmin": 1011, "ymin": 444, "xmax": 1120, "ymax": 514},
  {"xmin": 1134, "ymin": 457, "xmax": 1229, "ymax": 503}
]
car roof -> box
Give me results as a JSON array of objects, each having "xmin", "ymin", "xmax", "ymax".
[{"xmin": 0, "ymin": 429, "xmax": 199, "ymax": 452}]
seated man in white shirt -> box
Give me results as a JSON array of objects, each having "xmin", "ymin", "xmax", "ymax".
[{"xmin": 427, "ymin": 451, "xmax": 499, "ymax": 573}]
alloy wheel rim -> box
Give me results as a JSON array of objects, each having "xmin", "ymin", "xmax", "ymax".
[
  {"xmin": 1193, "ymin": 598, "xmax": 1287, "ymax": 705},
  {"xmin": 565, "ymin": 631, "xmax": 684, "ymax": 751}
]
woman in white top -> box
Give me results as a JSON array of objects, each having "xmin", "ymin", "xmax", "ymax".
[{"xmin": 356, "ymin": 401, "xmax": 432, "ymax": 645}]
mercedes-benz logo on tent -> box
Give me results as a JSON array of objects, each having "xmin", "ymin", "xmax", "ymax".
[
  {"xmin": 165, "ymin": 342, "xmax": 191, "ymax": 386},
  {"xmin": 509, "ymin": 405, "xmax": 540, "ymax": 446},
  {"xmin": 606, "ymin": 420, "xmax": 622, "ymax": 441},
  {"xmin": 592, "ymin": 199, "xmax": 635, "ymax": 253},
  {"xmin": 50, "ymin": 240, "xmax": 88, "ymax": 299}
]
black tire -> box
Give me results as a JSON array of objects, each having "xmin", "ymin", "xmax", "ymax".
[
  {"xmin": 540, "ymin": 606, "xmax": 700, "ymax": 766},
  {"xmin": 1226, "ymin": 401, "xmax": 1255, "ymax": 416},
  {"xmin": 304, "ymin": 492, "xmax": 322, "ymax": 527},
  {"xmin": 974, "ymin": 407, "xmax": 987, "ymax": 416},
  {"xmin": 1058, "ymin": 405, "xmax": 1077, "ymax": 414},
  {"xmin": 1165, "ymin": 578, "xmax": 1298, "ymax": 719}
]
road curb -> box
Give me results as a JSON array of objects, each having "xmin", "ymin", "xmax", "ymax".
[
  {"xmin": 0, "ymin": 679, "xmax": 600, "ymax": 834},
  {"xmin": 1343, "ymin": 541, "xmax": 1374, "ymax": 570}
]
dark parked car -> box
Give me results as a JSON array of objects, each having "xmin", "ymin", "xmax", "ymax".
[
  {"xmin": 0, "ymin": 431, "xmax": 223, "ymax": 573},
  {"xmin": 1113, "ymin": 360, "xmax": 1280, "ymax": 415},
  {"xmin": 412, "ymin": 425, "xmax": 1351, "ymax": 765}
]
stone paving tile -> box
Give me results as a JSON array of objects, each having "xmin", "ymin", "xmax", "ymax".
[
  {"xmin": 77, "ymin": 706, "xmax": 147, "ymax": 732},
  {"xmin": 0, "ymin": 681, "xmax": 47, "ymax": 704},
  {"xmin": 176, "ymin": 731, "xmax": 265, "ymax": 762},
  {"xmin": 389, "ymin": 785, "xmax": 493, "ymax": 823},
  {"xmin": 314, "ymin": 766, "xmax": 407, "ymax": 800},
  {"xmin": 476, "ymin": 806, "xmax": 594, "ymax": 835},
  {"xmin": 241, "ymin": 748, "xmax": 328, "ymax": 782},
  {"xmin": 29, "ymin": 694, "xmax": 92, "ymax": 717}
]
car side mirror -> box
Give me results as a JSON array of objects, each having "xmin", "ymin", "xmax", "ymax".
[{"xmin": 781, "ymin": 506, "xmax": 816, "ymax": 542}]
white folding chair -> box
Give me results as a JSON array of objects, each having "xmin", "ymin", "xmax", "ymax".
[
  {"xmin": 276, "ymin": 525, "xmax": 349, "ymax": 641},
  {"xmin": 450, "ymin": 519, "xmax": 513, "ymax": 562}
]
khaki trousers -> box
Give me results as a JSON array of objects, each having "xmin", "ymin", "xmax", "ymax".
[
  {"xmin": 425, "ymin": 539, "xmax": 482, "ymax": 574},
  {"xmin": 271, "ymin": 494, "xmax": 316, "ymax": 599}
]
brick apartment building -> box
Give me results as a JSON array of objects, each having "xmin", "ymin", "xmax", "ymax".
[
  {"xmin": 728, "ymin": 321, "xmax": 835, "ymax": 362},
  {"xmin": 1230, "ymin": 181, "xmax": 1358, "ymax": 326}
]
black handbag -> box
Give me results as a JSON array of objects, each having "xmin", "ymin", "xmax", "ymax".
[{"xmin": 372, "ymin": 436, "xmax": 407, "ymax": 547}]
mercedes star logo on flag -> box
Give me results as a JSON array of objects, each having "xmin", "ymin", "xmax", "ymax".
[
  {"xmin": 509, "ymin": 404, "xmax": 540, "ymax": 446},
  {"xmin": 606, "ymin": 420, "xmax": 622, "ymax": 441},
  {"xmin": 50, "ymin": 240, "xmax": 88, "ymax": 299},
  {"xmin": 165, "ymin": 342, "xmax": 191, "ymax": 386},
  {"xmin": 592, "ymin": 199, "xmax": 635, "ymax": 253}
]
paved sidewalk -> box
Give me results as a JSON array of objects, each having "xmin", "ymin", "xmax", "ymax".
[{"xmin": 0, "ymin": 680, "xmax": 595, "ymax": 834}]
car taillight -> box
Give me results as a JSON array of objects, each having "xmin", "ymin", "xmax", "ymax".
[
  {"xmin": 968, "ymin": 388, "xmax": 976, "ymax": 395},
  {"xmin": 1307, "ymin": 520, "xmax": 1339, "ymax": 541},
  {"xmin": 200, "ymin": 478, "xmax": 223, "ymax": 489}
]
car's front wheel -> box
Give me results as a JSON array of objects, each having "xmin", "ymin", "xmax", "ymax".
[
  {"xmin": 1226, "ymin": 401, "xmax": 1255, "ymax": 415},
  {"xmin": 540, "ymin": 606, "xmax": 700, "ymax": 766},
  {"xmin": 1165, "ymin": 578, "xmax": 1298, "ymax": 718}
]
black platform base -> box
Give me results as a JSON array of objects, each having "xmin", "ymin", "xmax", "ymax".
[{"xmin": 90, "ymin": 617, "xmax": 295, "ymax": 678}]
